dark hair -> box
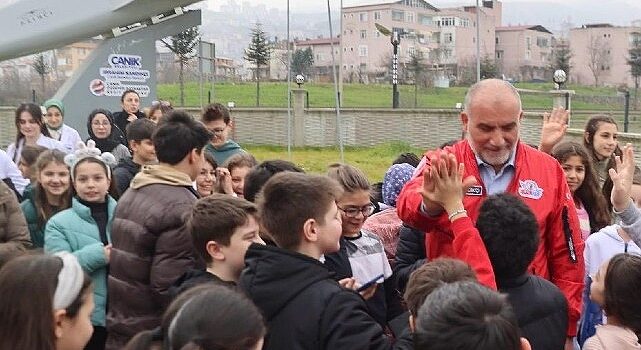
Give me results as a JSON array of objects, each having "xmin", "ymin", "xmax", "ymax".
[
  {"xmin": 126, "ymin": 118, "xmax": 156, "ymax": 142},
  {"xmin": 258, "ymin": 172, "xmax": 342, "ymax": 250},
  {"xmin": 148, "ymin": 100, "xmax": 173, "ymax": 121},
  {"xmin": 204, "ymin": 152, "xmax": 218, "ymax": 170},
  {"xmin": 0, "ymin": 254, "xmax": 92, "ymax": 350},
  {"xmin": 125, "ymin": 284, "xmax": 216, "ymax": 350},
  {"xmin": 153, "ymin": 111, "xmax": 213, "ymax": 165},
  {"xmin": 414, "ymin": 281, "xmax": 521, "ymax": 350},
  {"xmin": 603, "ymin": 254, "xmax": 641, "ymax": 335},
  {"xmin": 584, "ymin": 115, "xmax": 621, "ymax": 194},
  {"xmin": 87, "ymin": 108, "xmax": 126, "ymax": 152},
  {"xmin": 243, "ymin": 160, "xmax": 304, "ymax": 203},
  {"xmin": 222, "ymin": 153, "xmax": 258, "ymax": 173},
  {"xmin": 33, "ymin": 150, "xmax": 72, "ymax": 229},
  {"xmin": 439, "ymin": 139, "xmax": 459, "ymax": 149},
  {"xmin": 327, "ymin": 163, "xmax": 370, "ymax": 193},
  {"xmin": 14, "ymin": 103, "xmax": 51, "ymax": 153},
  {"xmin": 201, "ymin": 103, "xmax": 231, "ymax": 124},
  {"xmin": 72, "ymin": 157, "xmax": 120, "ymax": 200},
  {"xmin": 393, "ymin": 152, "xmax": 421, "ymax": 167},
  {"xmin": 551, "ymin": 141, "xmax": 611, "ymax": 233},
  {"xmin": 404, "ymin": 258, "xmax": 477, "ymax": 317},
  {"xmin": 168, "ymin": 285, "xmax": 266, "ymax": 350},
  {"xmin": 187, "ymin": 194, "xmax": 258, "ymax": 264},
  {"xmin": 20, "ymin": 145, "xmax": 47, "ymax": 180},
  {"xmin": 476, "ymin": 193, "xmax": 539, "ymax": 280},
  {"xmin": 121, "ymin": 89, "xmax": 140, "ymax": 103}
]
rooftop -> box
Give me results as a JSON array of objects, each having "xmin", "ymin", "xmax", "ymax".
[{"xmin": 496, "ymin": 25, "xmax": 553, "ymax": 34}]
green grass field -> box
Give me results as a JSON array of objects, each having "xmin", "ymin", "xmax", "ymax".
[
  {"xmin": 244, "ymin": 142, "xmax": 423, "ymax": 183},
  {"xmin": 158, "ymin": 81, "xmax": 629, "ymax": 110}
]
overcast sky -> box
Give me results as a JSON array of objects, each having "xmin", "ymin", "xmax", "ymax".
[{"xmin": 206, "ymin": 0, "xmax": 641, "ymax": 13}]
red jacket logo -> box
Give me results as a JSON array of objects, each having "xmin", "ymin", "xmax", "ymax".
[{"xmin": 518, "ymin": 180, "xmax": 543, "ymax": 200}]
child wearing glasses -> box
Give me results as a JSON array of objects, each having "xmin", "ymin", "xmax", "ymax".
[
  {"xmin": 324, "ymin": 163, "xmax": 402, "ymax": 329},
  {"xmin": 200, "ymin": 103, "xmax": 246, "ymax": 166}
]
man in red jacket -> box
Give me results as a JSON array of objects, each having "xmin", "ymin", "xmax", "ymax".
[{"xmin": 397, "ymin": 78, "xmax": 584, "ymax": 349}]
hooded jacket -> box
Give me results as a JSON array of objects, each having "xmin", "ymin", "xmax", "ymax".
[
  {"xmin": 0, "ymin": 181, "xmax": 30, "ymax": 254},
  {"xmin": 397, "ymin": 140, "xmax": 584, "ymax": 336},
  {"xmin": 579, "ymin": 224, "xmax": 641, "ymax": 345},
  {"xmin": 239, "ymin": 243, "xmax": 393, "ymax": 350},
  {"xmin": 583, "ymin": 325, "xmax": 641, "ymax": 350},
  {"xmin": 113, "ymin": 157, "xmax": 141, "ymax": 195},
  {"xmin": 44, "ymin": 196, "xmax": 117, "ymax": 327},
  {"xmin": 204, "ymin": 140, "xmax": 245, "ymax": 166},
  {"xmin": 106, "ymin": 164, "xmax": 200, "ymax": 349}
]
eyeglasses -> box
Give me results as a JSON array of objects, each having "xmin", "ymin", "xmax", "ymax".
[
  {"xmin": 92, "ymin": 121, "xmax": 111, "ymax": 126},
  {"xmin": 338, "ymin": 204, "xmax": 375, "ymax": 218}
]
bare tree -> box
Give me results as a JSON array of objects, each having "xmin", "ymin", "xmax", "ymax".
[
  {"xmin": 586, "ymin": 35, "xmax": 612, "ymax": 87},
  {"xmin": 161, "ymin": 27, "xmax": 200, "ymax": 106}
]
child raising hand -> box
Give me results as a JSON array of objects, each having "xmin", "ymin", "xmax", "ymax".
[{"xmin": 421, "ymin": 152, "xmax": 497, "ymax": 289}]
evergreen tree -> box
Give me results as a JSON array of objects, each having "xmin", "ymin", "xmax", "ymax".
[
  {"xmin": 161, "ymin": 26, "xmax": 200, "ymax": 106},
  {"xmin": 627, "ymin": 40, "xmax": 641, "ymax": 109},
  {"xmin": 292, "ymin": 47, "xmax": 314, "ymax": 77},
  {"xmin": 244, "ymin": 23, "xmax": 271, "ymax": 107},
  {"xmin": 32, "ymin": 53, "xmax": 49, "ymax": 101},
  {"xmin": 480, "ymin": 56, "xmax": 498, "ymax": 79}
]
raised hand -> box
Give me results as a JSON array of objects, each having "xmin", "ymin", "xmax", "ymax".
[
  {"xmin": 539, "ymin": 107, "xmax": 569, "ymax": 154},
  {"xmin": 609, "ymin": 143, "xmax": 635, "ymax": 211}
]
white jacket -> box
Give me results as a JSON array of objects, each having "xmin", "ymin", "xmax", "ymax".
[
  {"xmin": 585, "ymin": 224, "xmax": 641, "ymax": 277},
  {"xmin": 53, "ymin": 124, "xmax": 82, "ymax": 153}
]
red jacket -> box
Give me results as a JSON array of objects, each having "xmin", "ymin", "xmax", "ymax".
[{"xmin": 397, "ymin": 140, "xmax": 584, "ymax": 336}]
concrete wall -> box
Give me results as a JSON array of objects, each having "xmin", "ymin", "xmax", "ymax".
[{"xmin": 3, "ymin": 105, "xmax": 641, "ymax": 163}]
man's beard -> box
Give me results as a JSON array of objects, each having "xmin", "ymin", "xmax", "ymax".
[{"xmin": 466, "ymin": 133, "xmax": 518, "ymax": 167}]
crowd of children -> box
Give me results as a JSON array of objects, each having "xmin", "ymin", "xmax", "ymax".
[{"xmin": 1, "ymin": 83, "xmax": 641, "ymax": 350}]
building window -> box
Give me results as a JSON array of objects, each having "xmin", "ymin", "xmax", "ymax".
[
  {"xmin": 375, "ymin": 30, "xmax": 381, "ymax": 38},
  {"xmin": 359, "ymin": 12, "xmax": 368, "ymax": 22},
  {"xmin": 392, "ymin": 10, "xmax": 404, "ymax": 21},
  {"xmin": 419, "ymin": 14, "xmax": 432, "ymax": 25},
  {"xmin": 360, "ymin": 30, "xmax": 367, "ymax": 39},
  {"xmin": 374, "ymin": 11, "xmax": 381, "ymax": 20},
  {"xmin": 526, "ymin": 37, "xmax": 531, "ymax": 50},
  {"xmin": 525, "ymin": 50, "xmax": 531, "ymax": 60},
  {"xmin": 437, "ymin": 17, "xmax": 455, "ymax": 27},
  {"xmin": 444, "ymin": 33, "xmax": 453, "ymax": 43},
  {"xmin": 495, "ymin": 37, "xmax": 499, "ymax": 44},
  {"xmin": 359, "ymin": 45, "xmax": 368, "ymax": 57},
  {"xmin": 496, "ymin": 50, "xmax": 503, "ymax": 59},
  {"xmin": 350, "ymin": 47, "xmax": 354, "ymax": 52},
  {"xmin": 536, "ymin": 37, "xmax": 549, "ymax": 48},
  {"xmin": 406, "ymin": 11, "xmax": 415, "ymax": 23},
  {"xmin": 540, "ymin": 52, "xmax": 547, "ymax": 62},
  {"xmin": 408, "ymin": 47, "xmax": 416, "ymax": 56}
]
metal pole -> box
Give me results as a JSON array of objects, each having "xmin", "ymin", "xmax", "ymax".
[
  {"xmin": 327, "ymin": 0, "xmax": 344, "ymax": 162},
  {"xmin": 392, "ymin": 42, "xmax": 399, "ymax": 108},
  {"xmin": 338, "ymin": 0, "xmax": 343, "ymax": 107},
  {"xmin": 476, "ymin": 0, "xmax": 481, "ymax": 82},
  {"xmin": 624, "ymin": 90, "xmax": 630, "ymax": 133},
  {"xmin": 287, "ymin": 0, "xmax": 292, "ymax": 159},
  {"xmin": 199, "ymin": 39, "xmax": 203, "ymax": 109}
]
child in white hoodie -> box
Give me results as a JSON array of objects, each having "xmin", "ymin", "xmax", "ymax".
[{"xmin": 580, "ymin": 144, "xmax": 641, "ymax": 345}]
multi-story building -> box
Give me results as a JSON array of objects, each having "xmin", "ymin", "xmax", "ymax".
[
  {"xmin": 214, "ymin": 57, "xmax": 237, "ymax": 79},
  {"xmin": 570, "ymin": 23, "xmax": 641, "ymax": 86},
  {"xmin": 341, "ymin": 0, "xmax": 501, "ymax": 84},
  {"xmin": 294, "ymin": 37, "xmax": 340, "ymax": 82},
  {"xmin": 54, "ymin": 40, "xmax": 99, "ymax": 78},
  {"xmin": 495, "ymin": 25, "xmax": 553, "ymax": 81}
]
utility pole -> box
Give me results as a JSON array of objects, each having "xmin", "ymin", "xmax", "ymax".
[{"xmin": 476, "ymin": 0, "xmax": 481, "ymax": 82}]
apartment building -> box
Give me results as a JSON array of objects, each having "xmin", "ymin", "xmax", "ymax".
[
  {"xmin": 341, "ymin": 0, "xmax": 501, "ymax": 82},
  {"xmin": 55, "ymin": 40, "xmax": 99, "ymax": 78},
  {"xmin": 495, "ymin": 25, "xmax": 553, "ymax": 81},
  {"xmin": 294, "ymin": 37, "xmax": 340, "ymax": 82},
  {"xmin": 570, "ymin": 23, "xmax": 641, "ymax": 86}
]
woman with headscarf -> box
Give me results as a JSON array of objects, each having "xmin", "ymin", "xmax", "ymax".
[
  {"xmin": 87, "ymin": 109, "xmax": 130, "ymax": 163},
  {"xmin": 362, "ymin": 163, "xmax": 415, "ymax": 266}
]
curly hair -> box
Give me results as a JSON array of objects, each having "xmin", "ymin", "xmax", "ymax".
[{"xmin": 476, "ymin": 193, "xmax": 539, "ymax": 280}]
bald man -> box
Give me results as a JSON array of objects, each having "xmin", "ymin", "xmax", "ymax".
[{"xmin": 397, "ymin": 79, "xmax": 583, "ymax": 349}]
